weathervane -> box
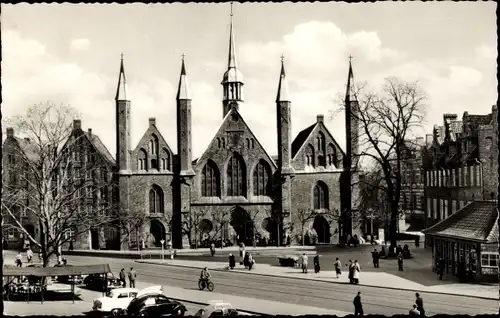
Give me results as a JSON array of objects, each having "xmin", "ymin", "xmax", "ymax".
[
  {"xmin": 230, "ymin": 2, "xmax": 234, "ymax": 16},
  {"xmin": 280, "ymin": 54, "xmax": 285, "ymax": 63},
  {"xmin": 120, "ymin": 52, "xmax": 124, "ymax": 60}
]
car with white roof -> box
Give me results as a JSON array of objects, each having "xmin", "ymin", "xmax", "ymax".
[
  {"xmin": 194, "ymin": 301, "xmax": 240, "ymax": 318},
  {"xmin": 92, "ymin": 285, "xmax": 163, "ymax": 316}
]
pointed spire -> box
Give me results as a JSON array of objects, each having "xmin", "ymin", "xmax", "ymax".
[
  {"xmin": 345, "ymin": 56, "xmax": 357, "ymax": 102},
  {"xmin": 277, "ymin": 55, "xmax": 290, "ymax": 102},
  {"xmin": 115, "ymin": 53, "xmax": 128, "ymax": 101},
  {"xmin": 228, "ymin": 2, "xmax": 237, "ymax": 69},
  {"xmin": 177, "ymin": 55, "xmax": 192, "ymax": 100}
]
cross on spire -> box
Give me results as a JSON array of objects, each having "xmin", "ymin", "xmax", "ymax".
[
  {"xmin": 230, "ymin": 1, "xmax": 234, "ymax": 16},
  {"xmin": 280, "ymin": 54, "xmax": 285, "ymax": 63},
  {"xmin": 348, "ymin": 55, "xmax": 353, "ymax": 62},
  {"xmin": 181, "ymin": 53, "xmax": 186, "ymax": 60},
  {"xmin": 120, "ymin": 52, "xmax": 124, "ymax": 60}
]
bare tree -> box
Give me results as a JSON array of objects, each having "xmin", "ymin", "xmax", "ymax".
[
  {"xmin": 117, "ymin": 207, "xmax": 149, "ymax": 250},
  {"xmin": 296, "ymin": 208, "xmax": 315, "ymax": 246},
  {"xmin": 337, "ymin": 77, "xmax": 427, "ymax": 253},
  {"xmin": 181, "ymin": 209, "xmax": 206, "ymax": 248},
  {"xmin": 1, "ymin": 102, "xmax": 118, "ymax": 266},
  {"xmin": 211, "ymin": 208, "xmax": 231, "ymax": 248}
]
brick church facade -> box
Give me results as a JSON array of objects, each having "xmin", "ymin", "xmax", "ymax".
[
  {"xmin": 113, "ymin": 15, "xmax": 361, "ymax": 250},
  {"xmin": 2, "ymin": 13, "xmax": 361, "ymax": 251}
]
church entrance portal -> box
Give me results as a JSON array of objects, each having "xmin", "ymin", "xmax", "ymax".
[
  {"xmin": 90, "ymin": 228, "xmax": 99, "ymax": 250},
  {"xmin": 150, "ymin": 219, "xmax": 166, "ymax": 248},
  {"xmin": 230, "ymin": 206, "xmax": 253, "ymax": 246},
  {"xmin": 313, "ymin": 215, "xmax": 330, "ymax": 244}
]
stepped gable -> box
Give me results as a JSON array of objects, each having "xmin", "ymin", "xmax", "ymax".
[{"xmin": 424, "ymin": 201, "xmax": 498, "ymax": 243}]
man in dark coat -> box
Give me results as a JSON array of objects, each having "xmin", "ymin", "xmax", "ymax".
[
  {"xmin": 347, "ymin": 260, "xmax": 354, "ymax": 284},
  {"xmin": 313, "ymin": 253, "xmax": 320, "ymax": 273},
  {"xmin": 353, "ymin": 292, "xmax": 363, "ymax": 316},
  {"xmin": 438, "ymin": 257, "xmax": 445, "ymax": 280},
  {"xmin": 371, "ymin": 249, "xmax": 379, "ymax": 268},
  {"xmin": 119, "ymin": 268, "xmax": 127, "ymax": 287},
  {"xmin": 415, "ymin": 293, "xmax": 425, "ymax": 316}
]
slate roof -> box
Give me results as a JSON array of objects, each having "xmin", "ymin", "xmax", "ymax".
[
  {"xmin": 423, "ymin": 201, "xmax": 498, "ymax": 243},
  {"xmin": 291, "ymin": 123, "xmax": 316, "ymax": 158},
  {"xmin": 84, "ymin": 132, "xmax": 115, "ymax": 165}
]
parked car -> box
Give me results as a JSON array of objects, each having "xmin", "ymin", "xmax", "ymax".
[
  {"xmin": 52, "ymin": 264, "xmax": 84, "ymax": 285},
  {"xmin": 194, "ymin": 302, "xmax": 239, "ymax": 318},
  {"xmin": 84, "ymin": 273, "xmax": 122, "ymax": 291},
  {"xmin": 92, "ymin": 287, "xmax": 140, "ymax": 316},
  {"xmin": 125, "ymin": 289, "xmax": 187, "ymax": 317}
]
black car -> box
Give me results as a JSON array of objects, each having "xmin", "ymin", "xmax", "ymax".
[
  {"xmin": 83, "ymin": 273, "xmax": 121, "ymax": 291},
  {"xmin": 125, "ymin": 293, "xmax": 187, "ymax": 317},
  {"xmin": 53, "ymin": 264, "xmax": 84, "ymax": 285}
]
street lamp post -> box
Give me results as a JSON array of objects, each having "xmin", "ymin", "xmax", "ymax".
[{"xmin": 160, "ymin": 239, "xmax": 165, "ymax": 262}]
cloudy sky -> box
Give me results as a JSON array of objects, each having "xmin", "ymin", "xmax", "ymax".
[{"xmin": 2, "ymin": 2, "xmax": 497, "ymax": 159}]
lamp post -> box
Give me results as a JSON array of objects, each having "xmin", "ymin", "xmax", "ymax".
[{"xmin": 160, "ymin": 239, "xmax": 165, "ymax": 262}]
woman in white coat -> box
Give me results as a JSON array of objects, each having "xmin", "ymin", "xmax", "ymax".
[{"xmin": 353, "ymin": 260, "xmax": 360, "ymax": 284}]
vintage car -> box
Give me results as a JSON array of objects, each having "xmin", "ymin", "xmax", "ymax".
[
  {"xmin": 92, "ymin": 285, "xmax": 165, "ymax": 316},
  {"xmin": 194, "ymin": 301, "xmax": 240, "ymax": 318},
  {"xmin": 84, "ymin": 272, "xmax": 122, "ymax": 292},
  {"xmin": 124, "ymin": 288, "xmax": 187, "ymax": 317}
]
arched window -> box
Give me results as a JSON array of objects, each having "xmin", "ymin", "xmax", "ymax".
[
  {"xmin": 253, "ymin": 160, "xmax": 271, "ymax": 196},
  {"xmin": 317, "ymin": 132, "xmax": 325, "ymax": 151},
  {"xmin": 305, "ymin": 144, "xmax": 315, "ymax": 167},
  {"xmin": 201, "ymin": 160, "xmax": 221, "ymax": 197},
  {"xmin": 313, "ymin": 181, "xmax": 329, "ymax": 210},
  {"xmin": 149, "ymin": 185, "xmax": 164, "ymax": 214},
  {"xmin": 161, "ymin": 148, "xmax": 171, "ymax": 171},
  {"xmin": 246, "ymin": 138, "xmax": 250, "ymax": 149},
  {"xmin": 317, "ymin": 155, "xmax": 325, "ymax": 167},
  {"xmin": 149, "ymin": 135, "xmax": 159, "ymax": 155},
  {"xmin": 222, "ymin": 138, "xmax": 226, "ymax": 149},
  {"xmin": 227, "ymin": 153, "xmax": 246, "ymax": 197},
  {"xmin": 138, "ymin": 148, "xmax": 147, "ymax": 170},
  {"xmin": 217, "ymin": 138, "xmax": 221, "ymax": 148},
  {"xmin": 327, "ymin": 143, "xmax": 337, "ymax": 166}
]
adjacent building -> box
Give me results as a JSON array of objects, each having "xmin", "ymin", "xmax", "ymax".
[{"xmin": 423, "ymin": 106, "xmax": 498, "ymax": 228}]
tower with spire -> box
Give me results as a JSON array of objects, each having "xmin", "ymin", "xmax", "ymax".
[
  {"xmin": 115, "ymin": 53, "xmax": 133, "ymax": 249},
  {"xmin": 341, "ymin": 57, "xmax": 360, "ymax": 238},
  {"xmin": 221, "ymin": 3, "xmax": 244, "ymax": 118},
  {"xmin": 276, "ymin": 56, "xmax": 294, "ymax": 244},
  {"xmin": 173, "ymin": 56, "xmax": 196, "ymax": 249}
]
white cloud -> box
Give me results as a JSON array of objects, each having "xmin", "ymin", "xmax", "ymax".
[
  {"xmin": 69, "ymin": 38, "xmax": 90, "ymax": 51},
  {"xmin": 475, "ymin": 45, "xmax": 496, "ymax": 59}
]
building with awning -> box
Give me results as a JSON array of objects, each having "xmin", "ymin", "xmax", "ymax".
[{"xmin": 423, "ymin": 200, "xmax": 498, "ymax": 281}]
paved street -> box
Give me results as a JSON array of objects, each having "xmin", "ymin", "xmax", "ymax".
[{"xmin": 64, "ymin": 254, "xmax": 497, "ymax": 316}]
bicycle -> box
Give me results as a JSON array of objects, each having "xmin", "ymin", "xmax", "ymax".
[{"xmin": 198, "ymin": 279, "xmax": 214, "ymax": 291}]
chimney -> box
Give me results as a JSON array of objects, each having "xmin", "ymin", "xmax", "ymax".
[
  {"xmin": 149, "ymin": 118, "xmax": 156, "ymax": 126},
  {"xmin": 88, "ymin": 128, "xmax": 92, "ymax": 136},
  {"xmin": 73, "ymin": 119, "xmax": 82, "ymax": 130},
  {"xmin": 6, "ymin": 127, "xmax": 14, "ymax": 137},
  {"xmin": 316, "ymin": 114, "xmax": 324, "ymax": 123}
]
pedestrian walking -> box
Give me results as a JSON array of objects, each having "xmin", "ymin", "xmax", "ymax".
[
  {"xmin": 409, "ymin": 304, "xmax": 420, "ymax": 316},
  {"xmin": 397, "ymin": 252, "xmax": 404, "ymax": 271},
  {"xmin": 371, "ymin": 249, "xmax": 379, "ymax": 268},
  {"xmin": 248, "ymin": 253, "xmax": 255, "ymax": 270},
  {"xmin": 15, "ymin": 252, "xmax": 23, "ymax": 267},
  {"xmin": 301, "ymin": 253, "xmax": 308, "ymax": 273},
  {"xmin": 119, "ymin": 268, "xmax": 127, "ymax": 287},
  {"xmin": 415, "ymin": 293, "xmax": 425, "ymax": 317},
  {"xmin": 313, "ymin": 253, "xmax": 320, "ymax": 274},
  {"xmin": 334, "ymin": 258, "xmax": 342, "ymax": 278},
  {"xmin": 438, "ymin": 257, "xmax": 445, "ymax": 280},
  {"xmin": 26, "ymin": 248, "xmax": 33, "ymax": 263},
  {"xmin": 228, "ymin": 253, "xmax": 236, "ymax": 270},
  {"xmin": 128, "ymin": 267, "xmax": 137, "ymax": 288},
  {"xmin": 353, "ymin": 292, "xmax": 363, "ymax": 316},
  {"xmin": 347, "ymin": 260, "xmax": 354, "ymax": 283},
  {"xmin": 210, "ymin": 242, "xmax": 215, "ymax": 257},
  {"xmin": 353, "ymin": 260, "xmax": 360, "ymax": 284}
]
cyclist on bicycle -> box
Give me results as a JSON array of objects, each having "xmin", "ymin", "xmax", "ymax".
[{"xmin": 200, "ymin": 267, "xmax": 211, "ymax": 284}]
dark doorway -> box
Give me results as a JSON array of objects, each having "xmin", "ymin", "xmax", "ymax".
[
  {"xmin": 313, "ymin": 215, "xmax": 330, "ymax": 244},
  {"xmin": 230, "ymin": 206, "xmax": 253, "ymax": 246},
  {"xmin": 150, "ymin": 220, "xmax": 166, "ymax": 247},
  {"xmin": 25, "ymin": 224, "xmax": 35, "ymax": 239},
  {"xmin": 262, "ymin": 217, "xmax": 277, "ymax": 245},
  {"xmin": 90, "ymin": 228, "xmax": 100, "ymax": 250}
]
